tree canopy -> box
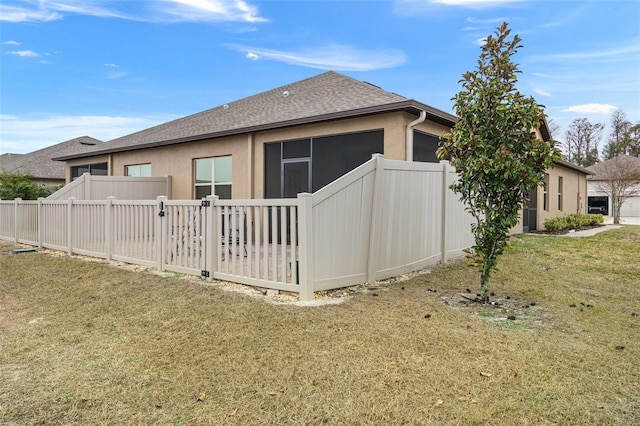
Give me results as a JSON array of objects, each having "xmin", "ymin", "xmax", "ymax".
[
  {"xmin": 0, "ymin": 171, "xmax": 53, "ymax": 200},
  {"xmin": 563, "ymin": 118, "xmax": 603, "ymax": 167},
  {"xmin": 437, "ymin": 22, "xmax": 561, "ymax": 303}
]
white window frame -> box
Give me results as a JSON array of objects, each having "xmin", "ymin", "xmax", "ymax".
[
  {"xmin": 194, "ymin": 155, "xmax": 232, "ymax": 199},
  {"xmin": 125, "ymin": 163, "xmax": 152, "ymax": 177}
]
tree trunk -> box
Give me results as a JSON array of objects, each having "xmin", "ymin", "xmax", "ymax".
[{"xmin": 480, "ymin": 271, "xmax": 490, "ymax": 304}]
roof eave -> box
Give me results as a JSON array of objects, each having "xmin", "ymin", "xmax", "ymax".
[
  {"xmin": 54, "ymin": 100, "xmax": 457, "ymax": 161},
  {"xmin": 556, "ymin": 159, "xmax": 595, "ymax": 175}
]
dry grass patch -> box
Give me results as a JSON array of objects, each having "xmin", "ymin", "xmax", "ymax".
[{"xmin": 0, "ymin": 227, "xmax": 638, "ymax": 425}]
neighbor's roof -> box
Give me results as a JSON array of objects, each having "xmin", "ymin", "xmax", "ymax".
[
  {"xmin": 0, "ymin": 136, "xmax": 102, "ymax": 180},
  {"xmin": 55, "ymin": 71, "xmax": 458, "ymax": 161},
  {"xmin": 586, "ymin": 154, "xmax": 640, "ymax": 180}
]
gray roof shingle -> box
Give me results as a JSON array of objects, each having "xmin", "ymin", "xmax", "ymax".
[
  {"xmin": 1, "ymin": 136, "xmax": 102, "ymax": 180},
  {"xmin": 56, "ymin": 71, "xmax": 457, "ymax": 160},
  {"xmin": 586, "ymin": 154, "xmax": 640, "ymax": 180}
]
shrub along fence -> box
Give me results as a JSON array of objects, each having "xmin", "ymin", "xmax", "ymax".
[{"xmin": 0, "ymin": 155, "xmax": 474, "ymax": 300}]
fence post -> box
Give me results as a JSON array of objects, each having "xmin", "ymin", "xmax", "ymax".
[
  {"xmin": 156, "ymin": 196, "xmax": 167, "ymax": 272},
  {"xmin": 297, "ymin": 193, "xmax": 314, "ymax": 301},
  {"xmin": 105, "ymin": 196, "xmax": 116, "ymax": 261},
  {"xmin": 67, "ymin": 197, "xmax": 76, "ymax": 256},
  {"xmin": 37, "ymin": 197, "xmax": 44, "ymax": 248},
  {"xmin": 366, "ymin": 154, "xmax": 385, "ymax": 283},
  {"xmin": 205, "ymin": 195, "xmax": 217, "ymax": 282},
  {"xmin": 14, "ymin": 198, "xmax": 21, "ymax": 243},
  {"xmin": 440, "ymin": 160, "xmax": 450, "ymax": 263},
  {"xmin": 165, "ymin": 176, "xmax": 173, "ymax": 199},
  {"xmin": 83, "ymin": 173, "xmax": 91, "ymax": 200}
]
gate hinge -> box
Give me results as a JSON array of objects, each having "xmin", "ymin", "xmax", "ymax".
[
  {"xmin": 201, "ymin": 200, "xmax": 211, "ymax": 207},
  {"xmin": 201, "ymin": 270, "xmax": 210, "ymax": 279}
]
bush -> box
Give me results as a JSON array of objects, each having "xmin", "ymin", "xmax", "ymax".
[
  {"xmin": 544, "ymin": 214, "xmax": 603, "ymax": 232},
  {"xmin": 0, "ymin": 171, "xmax": 53, "ymax": 200}
]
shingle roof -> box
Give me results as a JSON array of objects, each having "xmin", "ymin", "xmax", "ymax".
[
  {"xmin": 56, "ymin": 71, "xmax": 457, "ymax": 160},
  {"xmin": 586, "ymin": 154, "xmax": 640, "ymax": 180},
  {"xmin": 0, "ymin": 153, "xmax": 25, "ymax": 171},
  {"xmin": 0, "ymin": 136, "xmax": 102, "ymax": 180}
]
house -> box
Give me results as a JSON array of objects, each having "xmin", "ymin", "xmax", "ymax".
[
  {"xmin": 0, "ymin": 136, "xmax": 102, "ymax": 188},
  {"xmin": 518, "ymin": 159, "xmax": 593, "ymax": 233},
  {"xmin": 54, "ymin": 71, "xmax": 588, "ymax": 232},
  {"xmin": 587, "ymin": 155, "xmax": 640, "ymax": 225}
]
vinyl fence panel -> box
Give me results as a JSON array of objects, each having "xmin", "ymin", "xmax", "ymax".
[{"xmin": 0, "ymin": 155, "xmax": 474, "ymax": 301}]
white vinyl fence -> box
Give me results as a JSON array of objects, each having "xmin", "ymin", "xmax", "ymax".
[
  {"xmin": 0, "ymin": 155, "xmax": 474, "ymax": 300},
  {"xmin": 47, "ymin": 173, "xmax": 172, "ymax": 200}
]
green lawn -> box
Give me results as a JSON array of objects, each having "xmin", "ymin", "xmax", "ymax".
[{"xmin": 1, "ymin": 226, "xmax": 638, "ymax": 425}]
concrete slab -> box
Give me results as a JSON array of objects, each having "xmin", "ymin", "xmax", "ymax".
[{"xmin": 560, "ymin": 225, "xmax": 622, "ymax": 237}]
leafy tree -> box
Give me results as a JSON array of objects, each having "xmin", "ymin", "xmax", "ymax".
[
  {"xmin": 0, "ymin": 171, "xmax": 52, "ymax": 200},
  {"xmin": 626, "ymin": 123, "xmax": 640, "ymax": 157},
  {"xmin": 602, "ymin": 109, "xmax": 632, "ymax": 159},
  {"xmin": 563, "ymin": 118, "xmax": 603, "ymax": 167},
  {"xmin": 437, "ymin": 22, "xmax": 561, "ymax": 303}
]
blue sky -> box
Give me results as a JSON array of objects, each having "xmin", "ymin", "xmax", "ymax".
[{"xmin": 1, "ymin": 0, "xmax": 639, "ymax": 155}]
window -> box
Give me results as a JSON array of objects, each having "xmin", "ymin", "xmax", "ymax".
[
  {"xmin": 71, "ymin": 162, "xmax": 108, "ymax": 180},
  {"xmin": 543, "ymin": 173, "xmax": 549, "ymax": 211},
  {"xmin": 125, "ymin": 163, "xmax": 151, "ymax": 177},
  {"xmin": 264, "ymin": 130, "xmax": 384, "ymax": 198},
  {"xmin": 194, "ymin": 156, "xmax": 232, "ymax": 199},
  {"xmin": 413, "ymin": 131, "xmax": 442, "ymax": 163},
  {"xmin": 558, "ymin": 176, "xmax": 563, "ymax": 211}
]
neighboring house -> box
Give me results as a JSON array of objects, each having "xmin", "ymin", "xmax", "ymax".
[
  {"xmin": 0, "ymin": 136, "xmax": 102, "ymax": 187},
  {"xmin": 587, "ymin": 155, "xmax": 640, "ymax": 225},
  {"xmin": 54, "ymin": 71, "xmax": 588, "ymax": 232}
]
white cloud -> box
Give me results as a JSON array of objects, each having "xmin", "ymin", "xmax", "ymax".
[
  {"xmin": 105, "ymin": 71, "xmax": 127, "ymax": 79},
  {"xmin": 0, "ymin": 3, "xmax": 61, "ymax": 22},
  {"xmin": 0, "ymin": 0, "xmax": 267, "ymax": 23},
  {"xmin": 2, "ymin": 40, "xmax": 21, "ymax": 46},
  {"xmin": 474, "ymin": 37, "xmax": 487, "ymax": 46},
  {"xmin": 6, "ymin": 50, "xmax": 40, "ymax": 58},
  {"xmin": 561, "ymin": 103, "xmax": 617, "ymax": 115},
  {"xmin": 230, "ymin": 44, "xmax": 406, "ymax": 71},
  {"xmin": 102, "ymin": 63, "xmax": 126, "ymax": 78},
  {"xmin": 434, "ymin": 0, "xmax": 524, "ymax": 5},
  {"xmin": 395, "ymin": 0, "xmax": 526, "ymax": 11},
  {"xmin": 161, "ymin": 0, "xmax": 267, "ymax": 23},
  {"xmin": 528, "ymin": 41, "xmax": 640, "ymax": 64},
  {"xmin": 466, "ymin": 16, "xmax": 511, "ymax": 24},
  {"xmin": 534, "ymin": 88, "xmax": 551, "ymax": 97},
  {"xmin": 246, "ymin": 52, "xmax": 261, "ymax": 61},
  {"xmin": 0, "ymin": 114, "xmax": 174, "ymax": 154}
]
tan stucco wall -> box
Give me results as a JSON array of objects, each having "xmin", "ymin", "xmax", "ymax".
[
  {"xmin": 536, "ymin": 163, "xmax": 588, "ymax": 230},
  {"xmin": 66, "ymin": 112, "xmax": 452, "ymax": 200},
  {"xmin": 511, "ymin": 162, "xmax": 588, "ymax": 234},
  {"xmin": 111, "ymin": 135, "xmax": 248, "ymax": 200}
]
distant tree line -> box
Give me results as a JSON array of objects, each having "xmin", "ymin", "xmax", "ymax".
[{"xmin": 557, "ymin": 109, "xmax": 640, "ymax": 167}]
